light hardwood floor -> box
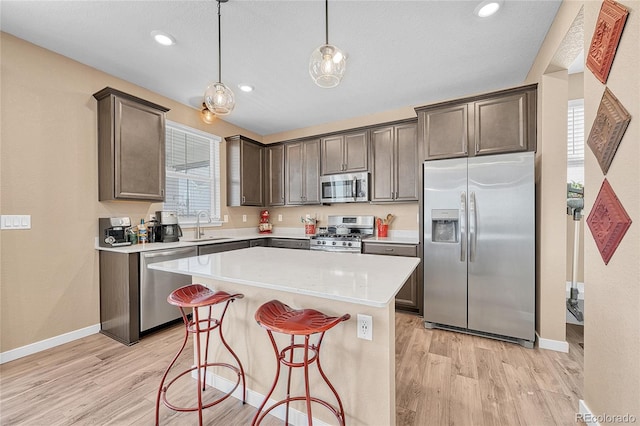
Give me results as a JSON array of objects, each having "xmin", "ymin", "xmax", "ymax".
[{"xmin": 1, "ymin": 313, "xmax": 583, "ymax": 425}]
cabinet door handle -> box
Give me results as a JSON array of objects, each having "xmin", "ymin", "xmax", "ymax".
[
  {"xmin": 242, "ymin": 195, "xmax": 246, "ymax": 203},
  {"xmin": 385, "ymin": 248, "xmax": 394, "ymax": 252}
]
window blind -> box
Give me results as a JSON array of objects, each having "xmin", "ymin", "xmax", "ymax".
[
  {"xmin": 164, "ymin": 121, "xmax": 221, "ymax": 223},
  {"xmin": 567, "ymin": 99, "xmax": 584, "ymax": 186}
]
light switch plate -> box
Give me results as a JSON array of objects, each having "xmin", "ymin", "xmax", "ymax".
[{"xmin": 1, "ymin": 215, "xmax": 31, "ymax": 229}]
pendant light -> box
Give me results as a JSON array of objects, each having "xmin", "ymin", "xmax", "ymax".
[
  {"xmin": 309, "ymin": 0, "xmax": 346, "ymax": 88},
  {"xmin": 204, "ymin": 0, "xmax": 234, "ymax": 116},
  {"xmin": 201, "ymin": 102, "xmax": 216, "ymax": 124}
]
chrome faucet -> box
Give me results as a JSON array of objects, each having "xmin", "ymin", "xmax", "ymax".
[{"xmin": 195, "ymin": 210, "xmax": 210, "ymax": 239}]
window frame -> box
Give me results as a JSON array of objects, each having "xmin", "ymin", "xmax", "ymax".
[{"xmin": 163, "ymin": 120, "xmax": 222, "ymax": 227}]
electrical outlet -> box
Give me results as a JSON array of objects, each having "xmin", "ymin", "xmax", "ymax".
[
  {"xmin": 242, "ymin": 215, "xmax": 247, "ymax": 222},
  {"xmin": 357, "ymin": 314, "xmax": 373, "ymax": 341},
  {"xmin": 278, "ymin": 214, "xmax": 283, "ymax": 222},
  {"xmin": 223, "ymin": 214, "xmax": 229, "ymax": 222}
]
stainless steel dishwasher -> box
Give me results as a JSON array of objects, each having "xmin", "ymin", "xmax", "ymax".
[{"xmin": 140, "ymin": 246, "xmax": 197, "ymax": 332}]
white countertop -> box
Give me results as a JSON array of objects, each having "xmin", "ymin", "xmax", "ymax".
[
  {"xmin": 148, "ymin": 247, "xmax": 420, "ymax": 308},
  {"xmin": 95, "ymin": 228, "xmax": 419, "ymax": 253}
]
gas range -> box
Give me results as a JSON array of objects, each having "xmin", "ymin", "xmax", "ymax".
[{"xmin": 310, "ymin": 215, "xmax": 374, "ymax": 253}]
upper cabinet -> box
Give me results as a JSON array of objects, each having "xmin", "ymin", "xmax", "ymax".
[
  {"xmin": 93, "ymin": 87, "xmax": 169, "ymax": 201},
  {"xmin": 227, "ymin": 135, "xmax": 264, "ymax": 206},
  {"xmin": 321, "ymin": 130, "xmax": 368, "ymax": 174},
  {"xmin": 285, "ymin": 138, "xmax": 320, "ymax": 205},
  {"xmin": 370, "ymin": 122, "xmax": 419, "ymax": 202},
  {"xmin": 266, "ymin": 144, "xmax": 285, "ymax": 206},
  {"xmin": 416, "ymin": 84, "xmax": 537, "ymax": 161}
]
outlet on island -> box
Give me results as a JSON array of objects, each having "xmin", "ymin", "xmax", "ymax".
[{"xmin": 357, "ymin": 314, "xmax": 373, "ymax": 341}]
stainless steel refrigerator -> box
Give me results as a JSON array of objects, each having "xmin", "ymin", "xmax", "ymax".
[{"xmin": 423, "ymin": 151, "xmax": 535, "ymax": 347}]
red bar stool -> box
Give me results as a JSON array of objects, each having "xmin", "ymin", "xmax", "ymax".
[
  {"xmin": 155, "ymin": 284, "xmax": 246, "ymax": 426},
  {"xmin": 252, "ymin": 300, "xmax": 350, "ymax": 426}
]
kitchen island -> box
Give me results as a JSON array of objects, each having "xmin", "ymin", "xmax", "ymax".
[{"xmin": 149, "ymin": 246, "xmax": 419, "ymax": 426}]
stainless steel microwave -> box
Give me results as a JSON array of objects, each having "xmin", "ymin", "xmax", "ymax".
[{"xmin": 320, "ymin": 172, "xmax": 369, "ymax": 203}]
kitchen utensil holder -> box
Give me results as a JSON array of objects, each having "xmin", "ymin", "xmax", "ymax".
[
  {"xmin": 305, "ymin": 224, "xmax": 316, "ymax": 235},
  {"xmin": 377, "ymin": 224, "xmax": 388, "ymax": 237}
]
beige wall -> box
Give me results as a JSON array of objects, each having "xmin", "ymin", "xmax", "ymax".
[
  {"xmin": 0, "ymin": 32, "xmax": 418, "ymax": 354},
  {"xmin": 583, "ymin": 0, "xmax": 639, "ymax": 419},
  {"xmin": 0, "ymin": 33, "xmax": 263, "ymax": 352},
  {"xmin": 525, "ymin": 0, "xmax": 584, "ymax": 343}
]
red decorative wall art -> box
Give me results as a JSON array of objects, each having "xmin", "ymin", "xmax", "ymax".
[
  {"xmin": 586, "ymin": 179, "xmax": 632, "ymax": 265},
  {"xmin": 586, "ymin": 87, "xmax": 631, "ymax": 174},
  {"xmin": 586, "ymin": 0, "xmax": 629, "ymax": 84}
]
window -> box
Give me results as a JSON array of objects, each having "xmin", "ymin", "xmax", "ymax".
[
  {"xmin": 163, "ymin": 121, "xmax": 221, "ymax": 225},
  {"xmin": 567, "ymin": 99, "xmax": 584, "ymax": 187}
]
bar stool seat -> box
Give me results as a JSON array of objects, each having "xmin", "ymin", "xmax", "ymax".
[
  {"xmin": 155, "ymin": 284, "xmax": 245, "ymax": 426},
  {"xmin": 253, "ymin": 300, "xmax": 350, "ymax": 426}
]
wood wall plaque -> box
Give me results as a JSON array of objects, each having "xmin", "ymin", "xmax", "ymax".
[
  {"xmin": 586, "ymin": 87, "xmax": 631, "ymax": 175},
  {"xmin": 586, "ymin": 179, "xmax": 632, "ymax": 265},
  {"xmin": 586, "ymin": 0, "xmax": 629, "ymax": 84}
]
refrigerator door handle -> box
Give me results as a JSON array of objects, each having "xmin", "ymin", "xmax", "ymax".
[
  {"xmin": 460, "ymin": 192, "xmax": 467, "ymax": 262},
  {"xmin": 469, "ymin": 191, "xmax": 477, "ymax": 262}
]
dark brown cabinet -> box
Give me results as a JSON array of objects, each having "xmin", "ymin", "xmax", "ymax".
[
  {"xmin": 321, "ymin": 131, "xmax": 368, "ymax": 175},
  {"xmin": 198, "ymin": 240, "xmax": 250, "ymax": 255},
  {"xmin": 285, "ymin": 138, "xmax": 320, "ymax": 205},
  {"xmin": 93, "ymin": 87, "xmax": 169, "ymax": 201},
  {"xmin": 266, "ymin": 144, "xmax": 285, "ymax": 206},
  {"xmin": 417, "ymin": 84, "xmax": 537, "ymax": 161},
  {"xmin": 362, "ymin": 242, "xmax": 422, "ymax": 313},
  {"xmin": 268, "ymin": 238, "xmax": 310, "ymax": 250},
  {"xmin": 227, "ymin": 135, "xmax": 264, "ymax": 206},
  {"xmin": 370, "ymin": 122, "xmax": 419, "ymax": 202}
]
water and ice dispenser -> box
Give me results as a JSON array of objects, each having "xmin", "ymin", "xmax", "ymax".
[{"xmin": 431, "ymin": 209, "xmax": 459, "ymax": 243}]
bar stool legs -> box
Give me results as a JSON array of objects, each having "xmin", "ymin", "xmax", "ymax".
[
  {"xmin": 155, "ymin": 285, "xmax": 245, "ymax": 426},
  {"xmin": 252, "ymin": 300, "xmax": 350, "ymax": 426}
]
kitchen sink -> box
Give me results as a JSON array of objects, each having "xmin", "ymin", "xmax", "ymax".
[{"xmin": 181, "ymin": 237, "xmax": 230, "ymax": 243}]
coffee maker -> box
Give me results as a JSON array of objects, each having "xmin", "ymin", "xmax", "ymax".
[{"xmin": 155, "ymin": 211, "xmax": 182, "ymax": 242}]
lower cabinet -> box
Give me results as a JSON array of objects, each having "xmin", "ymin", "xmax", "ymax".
[
  {"xmin": 362, "ymin": 242, "xmax": 422, "ymax": 314},
  {"xmin": 99, "ymin": 246, "xmax": 197, "ymax": 345},
  {"xmin": 268, "ymin": 238, "xmax": 310, "ymax": 250},
  {"xmin": 198, "ymin": 240, "xmax": 250, "ymax": 255},
  {"xmin": 250, "ymin": 238, "xmax": 268, "ymax": 247}
]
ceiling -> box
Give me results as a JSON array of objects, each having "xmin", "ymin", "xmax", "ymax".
[{"xmin": 1, "ymin": 0, "xmax": 564, "ymax": 136}]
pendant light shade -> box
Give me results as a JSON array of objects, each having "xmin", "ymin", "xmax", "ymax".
[
  {"xmin": 201, "ymin": 102, "xmax": 216, "ymax": 124},
  {"xmin": 309, "ymin": 0, "xmax": 346, "ymax": 88},
  {"xmin": 309, "ymin": 44, "xmax": 346, "ymax": 88},
  {"xmin": 204, "ymin": 0, "xmax": 234, "ymax": 117},
  {"xmin": 204, "ymin": 82, "xmax": 235, "ymax": 115}
]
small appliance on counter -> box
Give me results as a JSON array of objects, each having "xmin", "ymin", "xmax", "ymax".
[
  {"xmin": 98, "ymin": 217, "xmax": 132, "ymax": 247},
  {"xmin": 156, "ymin": 211, "xmax": 182, "ymax": 242}
]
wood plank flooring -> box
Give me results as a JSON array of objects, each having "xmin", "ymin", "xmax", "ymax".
[{"xmin": 1, "ymin": 313, "xmax": 583, "ymax": 425}]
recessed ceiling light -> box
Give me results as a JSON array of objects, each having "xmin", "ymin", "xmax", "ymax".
[
  {"xmin": 238, "ymin": 84, "xmax": 254, "ymax": 93},
  {"xmin": 474, "ymin": 0, "xmax": 502, "ymax": 18},
  {"xmin": 151, "ymin": 30, "xmax": 175, "ymax": 46}
]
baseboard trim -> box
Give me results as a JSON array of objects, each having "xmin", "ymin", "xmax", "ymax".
[
  {"xmin": 578, "ymin": 400, "xmax": 599, "ymax": 426},
  {"xmin": 536, "ymin": 332, "xmax": 569, "ymax": 353},
  {"xmin": 198, "ymin": 370, "xmax": 331, "ymax": 426},
  {"xmin": 0, "ymin": 324, "xmax": 100, "ymax": 364}
]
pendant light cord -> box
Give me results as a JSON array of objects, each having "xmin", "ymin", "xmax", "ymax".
[
  {"xmin": 218, "ymin": 0, "xmax": 222, "ymax": 83},
  {"xmin": 325, "ymin": 0, "xmax": 329, "ymax": 45}
]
